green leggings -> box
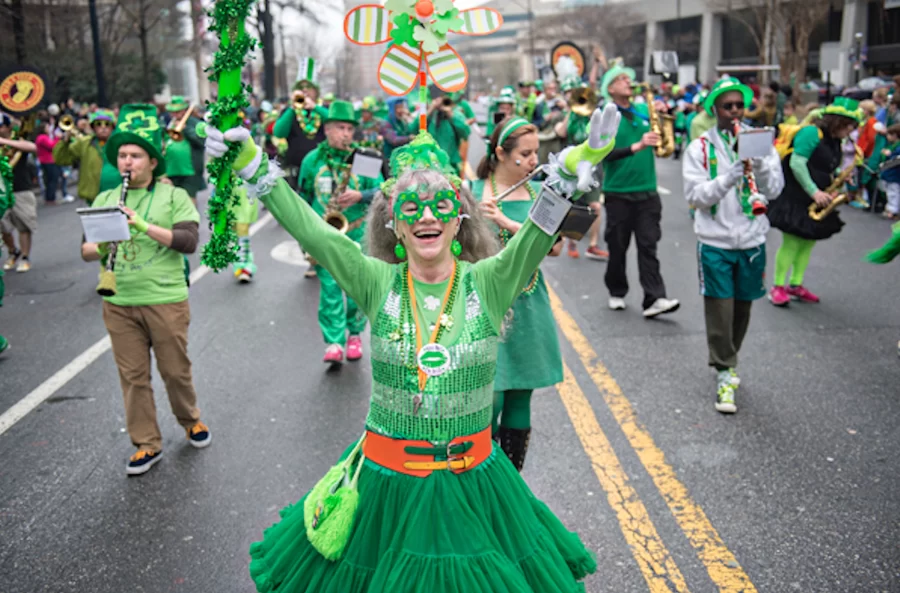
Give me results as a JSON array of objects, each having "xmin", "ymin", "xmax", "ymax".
[
  {"xmin": 774, "ymin": 233, "xmax": 817, "ymax": 286},
  {"xmin": 492, "ymin": 390, "xmax": 532, "ymax": 433}
]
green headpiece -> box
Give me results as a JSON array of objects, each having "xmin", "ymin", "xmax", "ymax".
[
  {"xmin": 105, "ymin": 103, "xmax": 166, "ymax": 177},
  {"xmin": 823, "ymin": 96, "xmax": 862, "ymax": 122},
  {"xmin": 361, "ymin": 96, "xmax": 377, "ymax": 112},
  {"xmin": 165, "ymin": 95, "xmax": 190, "ymax": 112},
  {"xmin": 325, "ymin": 100, "xmax": 359, "ymax": 125},
  {"xmin": 89, "ymin": 109, "xmax": 115, "ymax": 125},
  {"xmin": 382, "ymin": 132, "xmax": 462, "ymax": 196},
  {"xmin": 703, "ymin": 77, "xmax": 753, "ymax": 115},
  {"xmin": 560, "ymin": 75, "xmax": 584, "ymax": 93},
  {"xmin": 600, "ymin": 63, "xmax": 636, "ymax": 100},
  {"xmin": 293, "ymin": 57, "xmax": 320, "ymax": 94},
  {"xmin": 495, "ymin": 86, "xmax": 517, "ymax": 105}
]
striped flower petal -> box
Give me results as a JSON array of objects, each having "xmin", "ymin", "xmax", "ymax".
[
  {"xmin": 344, "ymin": 4, "xmax": 391, "ymax": 45},
  {"xmin": 454, "ymin": 8, "xmax": 503, "ymax": 35},
  {"xmin": 426, "ymin": 45, "xmax": 467, "ymax": 92},
  {"xmin": 378, "ymin": 44, "xmax": 423, "ymax": 96}
]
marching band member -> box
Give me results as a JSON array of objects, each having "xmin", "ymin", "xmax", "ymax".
[
  {"xmin": 766, "ymin": 97, "xmax": 862, "ymax": 307},
  {"xmin": 273, "ymin": 63, "xmax": 328, "ymax": 191},
  {"xmin": 0, "ymin": 115, "xmax": 39, "ymax": 274},
  {"xmin": 204, "ymin": 102, "xmax": 620, "ymax": 593},
  {"xmin": 81, "ymin": 104, "xmax": 209, "ymax": 476},
  {"xmin": 473, "ymin": 116, "xmax": 563, "ymax": 470},
  {"xmin": 298, "ymin": 100, "xmax": 383, "ymax": 364},
  {"xmin": 683, "ymin": 78, "xmax": 785, "ymax": 414},
  {"xmin": 163, "ymin": 96, "xmax": 207, "ymax": 207},
  {"xmin": 600, "ymin": 63, "xmax": 680, "ymax": 318},
  {"xmin": 52, "ymin": 109, "xmax": 120, "ymax": 202}
]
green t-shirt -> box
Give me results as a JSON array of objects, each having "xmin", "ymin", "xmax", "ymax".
[
  {"xmin": 602, "ymin": 104, "xmax": 658, "ymax": 194},
  {"xmin": 92, "ymin": 183, "xmax": 200, "ymax": 306},
  {"xmin": 456, "ymin": 100, "xmax": 475, "ymax": 121},
  {"xmin": 165, "ymin": 138, "xmax": 194, "ymax": 177},
  {"xmin": 427, "ymin": 112, "xmax": 471, "ymax": 166}
]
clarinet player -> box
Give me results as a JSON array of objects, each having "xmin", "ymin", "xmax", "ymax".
[
  {"xmin": 682, "ymin": 78, "xmax": 784, "ymax": 414},
  {"xmin": 80, "ymin": 104, "xmax": 211, "ymax": 475}
]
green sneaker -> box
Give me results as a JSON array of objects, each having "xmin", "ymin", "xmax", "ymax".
[
  {"xmin": 715, "ymin": 383, "xmax": 737, "ymax": 414},
  {"xmin": 0, "ymin": 335, "xmax": 9, "ymax": 356}
]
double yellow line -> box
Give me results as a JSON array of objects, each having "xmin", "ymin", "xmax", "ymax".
[{"xmin": 548, "ymin": 286, "xmax": 758, "ymax": 593}]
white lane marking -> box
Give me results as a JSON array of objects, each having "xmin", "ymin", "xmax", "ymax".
[
  {"xmin": 270, "ymin": 240, "xmax": 311, "ymax": 268},
  {"xmin": 657, "ymin": 186, "xmax": 672, "ymax": 195},
  {"xmin": 0, "ymin": 212, "xmax": 274, "ymax": 437}
]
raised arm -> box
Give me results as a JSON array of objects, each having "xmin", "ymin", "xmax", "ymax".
[
  {"xmin": 52, "ymin": 135, "xmax": 88, "ymax": 166},
  {"xmin": 206, "ymin": 126, "xmax": 393, "ymax": 317}
]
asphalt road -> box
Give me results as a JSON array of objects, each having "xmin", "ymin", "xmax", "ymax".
[{"xmin": 0, "ymin": 153, "xmax": 898, "ymax": 593}]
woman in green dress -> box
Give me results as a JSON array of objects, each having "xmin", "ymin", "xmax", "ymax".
[
  {"xmin": 204, "ymin": 104, "xmax": 619, "ymax": 592},
  {"xmin": 473, "ymin": 116, "xmax": 564, "ymax": 470}
]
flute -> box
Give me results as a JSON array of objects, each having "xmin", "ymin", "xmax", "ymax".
[
  {"xmin": 96, "ymin": 171, "xmax": 131, "ymax": 296},
  {"xmin": 733, "ymin": 120, "xmax": 768, "ymax": 216}
]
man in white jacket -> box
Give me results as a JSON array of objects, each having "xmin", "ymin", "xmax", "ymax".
[{"xmin": 683, "ymin": 78, "xmax": 785, "ymax": 414}]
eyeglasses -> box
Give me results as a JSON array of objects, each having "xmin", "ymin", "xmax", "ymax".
[
  {"xmin": 92, "ymin": 121, "xmax": 114, "ymax": 129},
  {"xmin": 720, "ymin": 102, "xmax": 744, "ymax": 111},
  {"xmin": 394, "ymin": 189, "xmax": 461, "ymax": 224}
]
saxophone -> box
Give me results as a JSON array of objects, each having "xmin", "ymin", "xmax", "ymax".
[
  {"xmin": 733, "ymin": 120, "xmax": 768, "ymax": 216},
  {"xmin": 323, "ymin": 162, "xmax": 350, "ymax": 234},
  {"xmin": 643, "ymin": 83, "xmax": 675, "ymax": 158},
  {"xmin": 808, "ymin": 145, "xmax": 863, "ymax": 221}
]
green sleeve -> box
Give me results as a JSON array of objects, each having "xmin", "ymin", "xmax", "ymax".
[
  {"xmin": 273, "ymin": 109, "xmax": 294, "ymax": 139},
  {"xmin": 260, "ymin": 177, "xmax": 394, "ymax": 319},
  {"xmin": 52, "ymin": 136, "xmax": 87, "ymax": 166},
  {"xmin": 472, "ymin": 219, "xmax": 556, "ymax": 330},
  {"xmin": 792, "ymin": 126, "xmax": 821, "ymax": 158},
  {"xmin": 298, "ymin": 151, "xmax": 316, "ymax": 204},
  {"xmin": 184, "ymin": 119, "xmax": 205, "ymax": 149},
  {"xmin": 789, "ymin": 153, "xmax": 819, "ymax": 197},
  {"xmin": 169, "ymin": 186, "xmax": 201, "ymax": 224},
  {"xmin": 452, "ymin": 112, "xmax": 471, "ymax": 139},
  {"xmin": 459, "ymin": 100, "xmax": 475, "ymax": 120}
]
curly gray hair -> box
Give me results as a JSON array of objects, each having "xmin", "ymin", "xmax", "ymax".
[{"xmin": 365, "ymin": 169, "xmax": 500, "ymax": 264}]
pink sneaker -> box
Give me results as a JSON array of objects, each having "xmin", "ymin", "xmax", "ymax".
[
  {"xmin": 323, "ymin": 344, "xmax": 344, "ymax": 364},
  {"xmin": 347, "ymin": 336, "xmax": 363, "ymax": 361},
  {"xmin": 787, "ymin": 285, "xmax": 820, "ymax": 303},
  {"xmin": 768, "ymin": 286, "xmax": 790, "ymax": 307}
]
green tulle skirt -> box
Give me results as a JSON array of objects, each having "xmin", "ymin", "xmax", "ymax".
[{"xmin": 249, "ymin": 443, "xmax": 597, "ymax": 592}]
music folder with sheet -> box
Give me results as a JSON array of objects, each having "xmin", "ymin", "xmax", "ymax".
[{"xmin": 77, "ymin": 207, "xmax": 131, "ymax": 243}]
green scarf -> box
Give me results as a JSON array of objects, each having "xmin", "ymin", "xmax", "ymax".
[{"xmin": 711, "ymin": 129, "xmax": 755, "ymax": 220}]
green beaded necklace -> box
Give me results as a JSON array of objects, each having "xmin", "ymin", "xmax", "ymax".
[
  {"xmin": 489, "ymin": 174, "xmax": 540, "ymax": 295},
  {"xmin": 296, "ymin": 108, "xmax": 322, "ymax": 138}
]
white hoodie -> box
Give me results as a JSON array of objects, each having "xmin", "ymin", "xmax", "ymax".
[{"xmin": 683, "ymin": 124, "xmax": 785, "ymax": 250}]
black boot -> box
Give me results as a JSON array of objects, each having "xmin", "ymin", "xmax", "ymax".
[{"xmin": 496, "ymin": 426, "xmax": 531, "ymax": 472}]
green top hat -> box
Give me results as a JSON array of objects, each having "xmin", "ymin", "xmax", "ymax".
[
  {"xmin": 325, "ymin": 100, "xmax": 359, "ymax": 125},
  {"xmin": 495, "ymin": 86, "xmax": 517, "ymax": 104},
  {"xmin": 560, "ymin": 75, "xmax": 584, "ymax": 93},
  {"xmin": 703, "ymin": 77, "xmax": 753, "ymax": 115},
  {"xmin": 600, "ymin": 64, "xmax": 636, "ymax": 100},
  {"xmin": 105, "ymin": 103, "xmax": 166, "ymax": 177},
  {"xmin": 823, "ymin": 96, "xmax": 862, "ymax": 122},
  {"xmin": 165, "ymin": 95, "xmax": 190, "ymax": 112}
]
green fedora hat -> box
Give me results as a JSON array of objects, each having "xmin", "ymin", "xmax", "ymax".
[
  {"xmin": 325, "ymin": 100, "xmax": 359, "ymax": 125},
  {"xmin": 106, "ymin": 103, "xmax": 166, "ymax": 177},
  {"xmin": 703, "ymin": 77, "xmax": 753, "ymax": 115},
  {"xmin": 824, "ymin": 96, "xmax": 862, "ymax": 122},
  {"xmin": 600, "ymin": 63, "xmax": 636, "ymax": 100},
  {"xmin": 165, "ymin": 95, "xmax": 190, "ymax": 112}
]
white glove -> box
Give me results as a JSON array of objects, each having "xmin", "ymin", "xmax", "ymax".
[
  {"xmin": 723, "ymin": 160, "xmax": 744, "ymax": 186},
  {"xmin": 588, "ymin": 104, "xmax": 620, "ymax": 150},
  {"xmin": 205, "ymin": 126, "xmax": 261, "ymax": 181}
]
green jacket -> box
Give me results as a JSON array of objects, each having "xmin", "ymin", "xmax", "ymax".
[
  {"xmin": 427, "ymin": 111, "xmax": 470, "ymax": 168},
  {"xmin": 164, "ymin": 116, "xmax": 207, "ymax": 196},
  {"xmin": 52, "ymin": 135, "xmax": 120, "ymax": 202}
]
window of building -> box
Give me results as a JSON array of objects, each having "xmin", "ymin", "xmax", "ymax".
[{"xmin": 661, "ymin": 16, "xmax": 702, "ymax": 64}]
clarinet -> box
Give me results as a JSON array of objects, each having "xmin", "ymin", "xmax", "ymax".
[
  {"xmin": 733, "ymin": 120, "xmax": 767, "ymax": 216},
  {"xmin": 96, "ymin": 171, "xmax": 131, "ymax": 297}
]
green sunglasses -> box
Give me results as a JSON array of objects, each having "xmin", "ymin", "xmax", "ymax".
[{"xmin": 393, "ymin": 188, "xmax": 461, "ymax": 224}]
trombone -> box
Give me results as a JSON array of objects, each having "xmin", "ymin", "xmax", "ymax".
[{"xmin": 167, "ymin": 104, "xmax": 195, "ymax": 142}]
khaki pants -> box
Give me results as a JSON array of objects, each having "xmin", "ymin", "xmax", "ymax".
[{"xmin": 102, "ymin": 300, "xmax": 200, "ymax": 452}]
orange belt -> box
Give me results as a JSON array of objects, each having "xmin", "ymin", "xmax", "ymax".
[{"xmin": 363, "ymin": 427, "xmax": 493, "ymax": 478}]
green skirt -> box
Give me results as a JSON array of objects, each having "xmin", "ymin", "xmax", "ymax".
[{"xmin": 249, "ymin": 444, "xmax": 596, "ymax": 592}]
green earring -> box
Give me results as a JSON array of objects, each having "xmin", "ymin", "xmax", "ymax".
[
  {"xmin": 394, "ymin": 242, "xmax": 407, "ymax": 260},
  {"xmin": 451, "ymin": 239, "xmax": 462, "ymax": 257}
]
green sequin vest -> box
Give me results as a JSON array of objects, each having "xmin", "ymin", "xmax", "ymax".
[{"xmin": 367, "ymin": 262, "xmax": 498, "ymax": 442}]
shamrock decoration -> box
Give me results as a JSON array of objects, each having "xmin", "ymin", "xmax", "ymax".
[
  {"xmin": 119, "ymin": 111, "xmax": 160, "ymax": 135},
  {"xmin": 344, "ymin": 0, "xmax": 503, "ymax": 95}
]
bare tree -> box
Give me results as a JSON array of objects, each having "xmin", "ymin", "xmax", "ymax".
[
  {"xmin": 774, "ymin": 0, "xmax": 835, "ymax": 89},
  {"xmin": 707, "ymin": 0, "xmax": 778, "ymax": 74}
]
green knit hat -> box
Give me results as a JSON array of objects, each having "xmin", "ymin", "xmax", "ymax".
[
  {"xmin": 325, "ymin": 100, "xmax": 358, "ymax": 125},
  {"xmin": 600, "ymin": 64, "xmax": 636, "ymax": 100},
  {"xmin": 106, "ymin": 104, "xmax": 166, "ymax": 177},
  {"xmin": 89, "ymin": 109, "xmax": 115, "ymax": 125},
  {"xmin": 165, "ymin": 95, "xmax": 190, "ymax": 112},
  {"xmin": 703, "ymin": 77, "xmax": 753, "ymax": 115},
  {"xmin": 823, "ymin": 96, "xmax": 862, "ymax": 122}
]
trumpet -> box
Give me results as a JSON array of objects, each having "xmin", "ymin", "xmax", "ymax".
[
  {"xmin": 569, "ymin": 87, "xmax": 598, "ymax": 118},
  {"xmin": 59, "ymin": 114, "xmax": 84, "ymax": 140},
  {"xmin": 96, "ymin": 171, "xmax": 131, "ymax": 297},
  {"xmin": 642, "ymin": 83, "xmax": 675, "ymax": 158},
  {"xmin": 808, "ymin": 145, "xmax": 863, "ymax": 221},
  {"xmin": 292, "ymin": 90, "xmax": 306, "ymax": 111},
  {"xmin": 733, "ymin": 120, "xmax": 768, "ymax": 216},
  {"xmin": 167, "ymin": 104, "xmax": 195, "ymax": 142}
]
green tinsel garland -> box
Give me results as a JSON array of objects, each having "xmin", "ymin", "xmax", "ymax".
[
  {"xmin": 201, "ymin": 0, "xmax": 258, "ymax": 271},
  {"xmin": 0, "ymin": 153, "xmax": 15, "ymax": 218}
]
